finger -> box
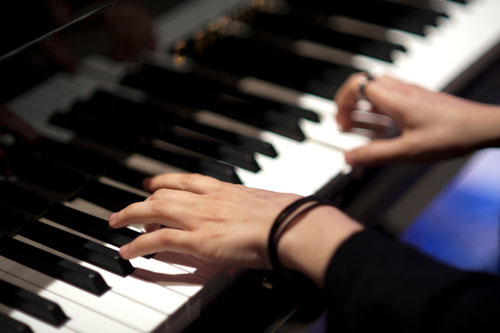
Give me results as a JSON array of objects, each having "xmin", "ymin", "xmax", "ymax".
[
  {"xmin": 345, "ymin": 137, "xmax": 413, "ymax": 166},
  {"xmin": 143, "ymin": 173, "xmax": 223, "ymax": 194},
  {"xmin": 336, "ymin": 74, "xmax": 409, "ymax": 131},
  {"xmin": 120, "ymin": 228, "xmax": 192, "ymax": 259},
  {"xmin": 334, "ymin": 73, "xmax": 367, "ymax": 131},
  {"xmin": 109, "ymin": 196, "xmax": 196, "ymax": 230}
]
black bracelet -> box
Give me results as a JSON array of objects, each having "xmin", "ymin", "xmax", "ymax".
[{"xmin": 267, "ymin": 195, "xmax": 337, "ymax": 273}]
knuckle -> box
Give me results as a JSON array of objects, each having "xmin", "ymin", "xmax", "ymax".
[
  {"xmin": 182, "ymin": 173, "xmax": 201, "ymax": 185},
  {"xmin": 148, "ymin": 200, "xmax": 169, "ymax": 215},
  {"xmin": 157, "ymin": 230, "xmax": 174, "ymax": 244},
  {"xmin": 151, "ymin": 188, "xmax": 170, "ymax": 200}
]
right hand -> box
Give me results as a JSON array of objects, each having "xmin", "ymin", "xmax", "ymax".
[{"xmin": 335, "ymin": 74, "xmax": 500, "ymax": 166}]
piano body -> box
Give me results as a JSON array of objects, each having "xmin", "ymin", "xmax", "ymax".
[{"xmin": 1, "ymin": 0, "xmax": 500, "ymax": 332}]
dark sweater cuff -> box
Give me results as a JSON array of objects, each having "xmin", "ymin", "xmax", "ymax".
[{"xmin": 323, "ymin": 229, "xmax": 497, "ymax": 332}]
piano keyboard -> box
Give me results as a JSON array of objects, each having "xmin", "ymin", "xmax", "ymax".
[{"xmin": 2, "ymin": 0, "xmax": 500, "ymax": 332}]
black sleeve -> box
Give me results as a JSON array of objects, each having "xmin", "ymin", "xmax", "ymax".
[{"xmin": 324, "ymin": 229, "xmax": 500, "ymax": 333}]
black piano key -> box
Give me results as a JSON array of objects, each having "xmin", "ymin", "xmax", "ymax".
[
  {"xmin": 183, "ymin": 36, "xmax": 354, "ymax": 98},
  {"xmin": 0, "ymin": 312, "xmax": 33, "ymax": 333},
  {"xmin": 18, "ymin": 222, "xmax": 135, "ymax": 277},
  {"xmin": 7, "ymin": 153, "xmax": 86, "ymax": 196},
  {"xmin": 121, "ymin": 65, "xmax": 320, "ymax": 123},
  {"xmin": 159, "ymin": 131, "xmax": 261, "ymax": 172},
  {"xmin": 70, "ymin": 95, "xmax": 262, "ymax": 171},
  {"xmin": 139, "ymin": 145, "xmax": 242, "ymax": 184},
  {"xmin": 49, "ymin": 112, "xmax": 140, "ymax": 151},
  {"xmin": 221, "ymin": 90, "xmax": 320, "ymax": 123},
  {"xmin": 51, "ymin": 109, "xmax": 244, "ymax": 183},
  {"xmin": 37, "ymin": 138, "xmax": 110, "ymax": 175},
  {"xmin": 0, "ymin": 203, "xmax": 26, "ymax": 236},
  {"xmin": 44, "ymin": 203, "xmax": 139, "ymax": 248},
  {"xmin": 0, "ymin": 237, "xmax": 110, "ymax": 296},
  {"xmin": 38, "ymin": 140, "xmax": 151, "ymax": 191},
  {"xmin": 246, "ymin": 10, "xmax": 406, "ymax": 62},
  {"xmin": 0, "ymin": 181, "xmax": 50, "ymax": 217},
  {"xmin": 105, "ymin": 165, "xmax": 151, "ymax": 191},
  {"xmin": 0, "ymin": 279, "xmax": 68, "ymax": 326},
  {"xmin": 167, "ymin": 117, "xmax": 278, "ymax": 157},
  {"xmin": 77, "ymin": 180, "xmax": 146, "ymax": 213},
  {"xmin": 122, "ymin": 72, "xmax": 308, "ymax": 140},
  {"xmin": 91, "ymin": 89, "xmax": 279, "ymax": 156},
  {"xmin": 287, "ymin": 0, "xmax": 447, "ymax": 36}
]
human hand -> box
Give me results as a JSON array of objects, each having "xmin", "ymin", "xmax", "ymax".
[
  {"xmin": 109, "ymin": 173, "xmax": 362, "ymax": 285},
  {"xmin": 109, "ymin": 173, "xmax": 301, "ymax": 269},
  {"xmin": 335, "ymin": 73, "xmax": 500, "ymax": 166}
]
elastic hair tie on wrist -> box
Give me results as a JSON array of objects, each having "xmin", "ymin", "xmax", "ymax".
[{"xmin": 267, "ymin": 195, "xmax": 337, "ymax": 274}]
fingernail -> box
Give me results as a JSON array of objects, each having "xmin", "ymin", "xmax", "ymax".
[
  {"xmin": 142, "ymin": 176, "xmax": 153, "ymax": 190},
  {"xmin": 119, "ymin": 244, "xmax": 129, "ymax": 259},
  {"xmin": 345, "ymin": 151, "xmax": 356, "ymax": 165},
  {"xmin": 109, "ymin": 212, "xmax": 118, "ymax": 223}
]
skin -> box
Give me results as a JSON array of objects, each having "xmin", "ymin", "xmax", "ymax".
[
  {"xmin": 336, "ymin": 74, "xmax": 500, "ymax": 165},
  {"xmin": 110, "ymin": 73, "xmax": 500, "ymax": 287}
]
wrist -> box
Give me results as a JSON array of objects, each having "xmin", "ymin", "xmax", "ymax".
[
  {"xmin": 277, "ymin": 206, "xmax": 363, "ymax": 286},
  {"xmin": 460, "ymin": 104, "xmax": 500, "ymax": 149}
]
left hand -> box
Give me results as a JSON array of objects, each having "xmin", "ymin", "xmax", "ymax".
[{"xmin": 109, "ymin": 173, "xmax": 301, "ymax": 269}]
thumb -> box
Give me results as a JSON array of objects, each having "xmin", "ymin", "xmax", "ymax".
[{"xmin": 345, "ymin": 137, "xmax": 412, "ymax": 166}]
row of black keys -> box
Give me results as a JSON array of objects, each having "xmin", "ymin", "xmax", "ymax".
[
  {"xmin": 49, "ymin": 64, "xmax": 324, "ymax": 178},
  {"xmin": 176, "ymin": 0, "xmax": 467, "ymax": 99},
  {"xmin": 0, "ymin": 167, "xmax": 167, "ymax": 331},
  {"xmin": 0, "ymin": 202, "xmax": 139, "ymax": 331}
]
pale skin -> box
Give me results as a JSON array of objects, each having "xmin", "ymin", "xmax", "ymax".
[{"xmin": 109, "ymin": 73, "xmax": 500, "ymax": 287}]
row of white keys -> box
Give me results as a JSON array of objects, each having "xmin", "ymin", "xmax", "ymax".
[
  {"xmin": 1, "ymin": 253, "xmax": 161, "ymax": 332},
  {"xmin": 0, "ymin": 270, "xmax": 137, "ymax": 333},
  {"xmin": 18, "ymin": 219, "xmax": 191, "ymax": 318},
  {"xmin": 0, "ymin": 303, "xmax": 76, "ymax": 333},
  {"xmin": 61, "ymin": 197, "xmax": 219, "ymax": 316},
  {"xmin": 325, "ymin": 0, "xmax": 500, "ymax": 91}
]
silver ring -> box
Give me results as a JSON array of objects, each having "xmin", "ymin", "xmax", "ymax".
[{"xmin": 359, "ymin": 72, "xmax": 374, "ymax": 101}]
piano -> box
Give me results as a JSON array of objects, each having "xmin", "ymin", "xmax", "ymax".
[{"xmin": 1, "ymin": 0, "xmax": 500, "ymax": 332}]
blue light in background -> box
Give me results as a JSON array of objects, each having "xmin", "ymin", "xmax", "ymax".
[{"xmin": 400, "ymin": 149, "xmax": 500, "ymax": 274}]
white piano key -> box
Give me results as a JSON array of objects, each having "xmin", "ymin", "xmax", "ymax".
[
  {"xmin": 50, "ymin": 199, "xmax": 209, "ymax": 304},
  {"xmin": 98, "ymin": 176, "xmax": 151, "ymax": 197},
  {"xmin": 153, "ymin": 252, "xmax": 229, "ymax": 305},
  {"xmin": 195, "ymin": 111, "xmax": 350, "ymax": 195},
  {"xmin": 124, "ymin": 153, "xmax": 188, "ymax": 176},
  {"xmin": 0, "ymin": 255, "xmax": 166, "ymax": 333},
  {"xmin": 0, "ymin": 303, "xmax": 76, "ymax": 333},
  {"xmin": 37, "ymin": 214, "xmax": 224, "ymax": 321},
  {"xmin": 16, "ymin": 230, "xmax": 189, "ymax": 318},
  {"xmin": 0, "ymin": 270, "xmax": 139, "ymax": 333},
  {"xmin": 235, "ymin": 76, "xmax": 371, "ymax": 150},
  {"xmin": 391, "ymin": 0, "xmax": 500, "ymax": 91}
]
